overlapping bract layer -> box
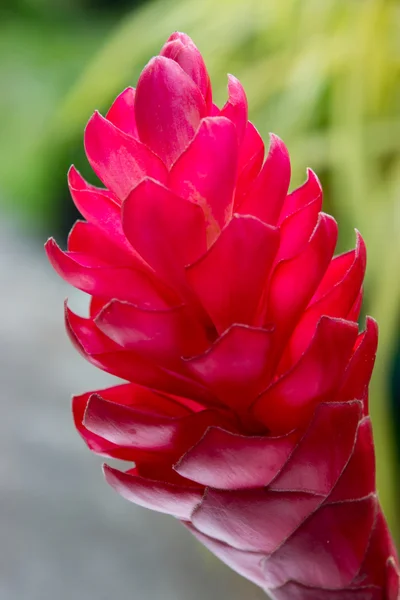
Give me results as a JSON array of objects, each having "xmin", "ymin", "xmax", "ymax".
[{"xmin": 45, "ymin": 32, "xmax": 399, "ymax": 600}]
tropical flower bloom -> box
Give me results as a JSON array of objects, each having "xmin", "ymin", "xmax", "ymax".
[{"xmin": 46, "ymin": 32, "xmax": 399, "ymax": 600}]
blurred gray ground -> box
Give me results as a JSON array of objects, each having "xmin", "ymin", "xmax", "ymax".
[{"xmin": 0, "ymin": 218, "xmax": 265, "ymax": 600}]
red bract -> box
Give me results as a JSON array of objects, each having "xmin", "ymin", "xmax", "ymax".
[{"xmin": 46, "ymin": 32, "xmax": 400, "ymax": 600}]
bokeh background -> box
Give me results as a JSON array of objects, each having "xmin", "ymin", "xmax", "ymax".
[{"xmin": 1, "ymin": 0, "xmax": 399, "ymax": 598}]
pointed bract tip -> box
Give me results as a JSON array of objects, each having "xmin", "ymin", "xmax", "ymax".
[{"xmin": 166, "ymin": 32, "xmax": 196, "ymax": 46}]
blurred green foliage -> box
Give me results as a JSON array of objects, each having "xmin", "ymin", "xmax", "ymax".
[{"xmin": 1, "ymin": 0, "xmax": 399, "ymax": 539}]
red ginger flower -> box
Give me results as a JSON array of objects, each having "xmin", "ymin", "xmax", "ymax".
[{"xmin": 45, "ymin": 32, "xmax": 400, "ymax": 600}]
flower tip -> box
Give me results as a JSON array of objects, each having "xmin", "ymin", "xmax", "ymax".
[
  {"xmin": 45, "ymin": 237, "xmax": 76, "ymax": 284},
  {"xmin": 102, "ymin": 463, "xmax": 120, "ymax": 488},
  {"xmin": 92, "ymin": 297, "xmax": 121, "ymax": 328},
  {"xmin": 82, "ymin": 392, "xmax": 103, "ymax": 431},
  {"xmin": 83, "ymin": 110, "xmax": 105, "ymax": 151},
  {"xmin": 226, "ymin": 73, "xmax": 239, "ymax": 84},
  {"xmin": 63, "ymin": 299, "xmax": 84, "ymax": 329},
  {"xmin": 268, "ymin": 131, "xmax": 282, "ymax": 142},
  {"xmin": 139, "ymin": 54, "xmax": 171, "ymax": 77},
  {"xmin": 364, "ymin": 314, "xmax": 379, "ymax": 338},
  {"xmin": 166, "ymin": 31, "xmax": 195, "ymax": 46},
  {"xmin": 353, "ymin": 229, "xmax": 367, "ymax": 267},
  {"xmin": 306, "ymin": 167, "xmax": 322, "ymax": 190},
  {"xmin": 121, "ymin": 175, "xmax": 160, "ymax": 208},
  {"xmin": 67, "ymin": 165, "xmax": 83, "ymax": 189},
  {"xmin": 108, "ymin": 86, "xmax": 135, "ymax": 105},
  {"xmin": 86, "ymin": 109, "xmax": 102, "ymax": 124},
  {"xmin": 158, "ymin": 32, "xmax": 211, "ymax": 111},
  {"xmin": 355, "ymin": 228, "xmax": 365, "ymax": 247},
  {"xmin": 44, "ymin": 237, "xmax": 58, "ymax": 260},
  {"xmin": 316, "ymin": 210, "xmax": 338, "ymax": 231},
  {"xmin": 64, "ymin": 300, "xmax": 76, "ymax": 327},
  {"xmin": 84, "ymin": 109, "xmax": 111, "ymax": 141},
  {"xmin": 266, "ymin": 133, "xmax": 291, "ymax": 171},
  {"xmin": 354, "ymin": 228, "xmax": 364, "ymax": 245},
  {"xmin": 102, "ymin": 462, "xmax": 111, "ymax": 478},
  {"xmin": 67, "ymin": 164, "xmax": 77, "ymax": 179},
  {"xmin": 268, "ymin": 132, "xmax": 287, "ymax": 151}
]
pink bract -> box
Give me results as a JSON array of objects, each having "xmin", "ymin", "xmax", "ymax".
[{"xmin": 46, "ymin": 32, "xmax": 400, "ymax": 600}]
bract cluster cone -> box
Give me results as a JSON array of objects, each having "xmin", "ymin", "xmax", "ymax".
[{"xmin": 46, "ymin": 32, "xmax": 400, "ymax": 600}]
